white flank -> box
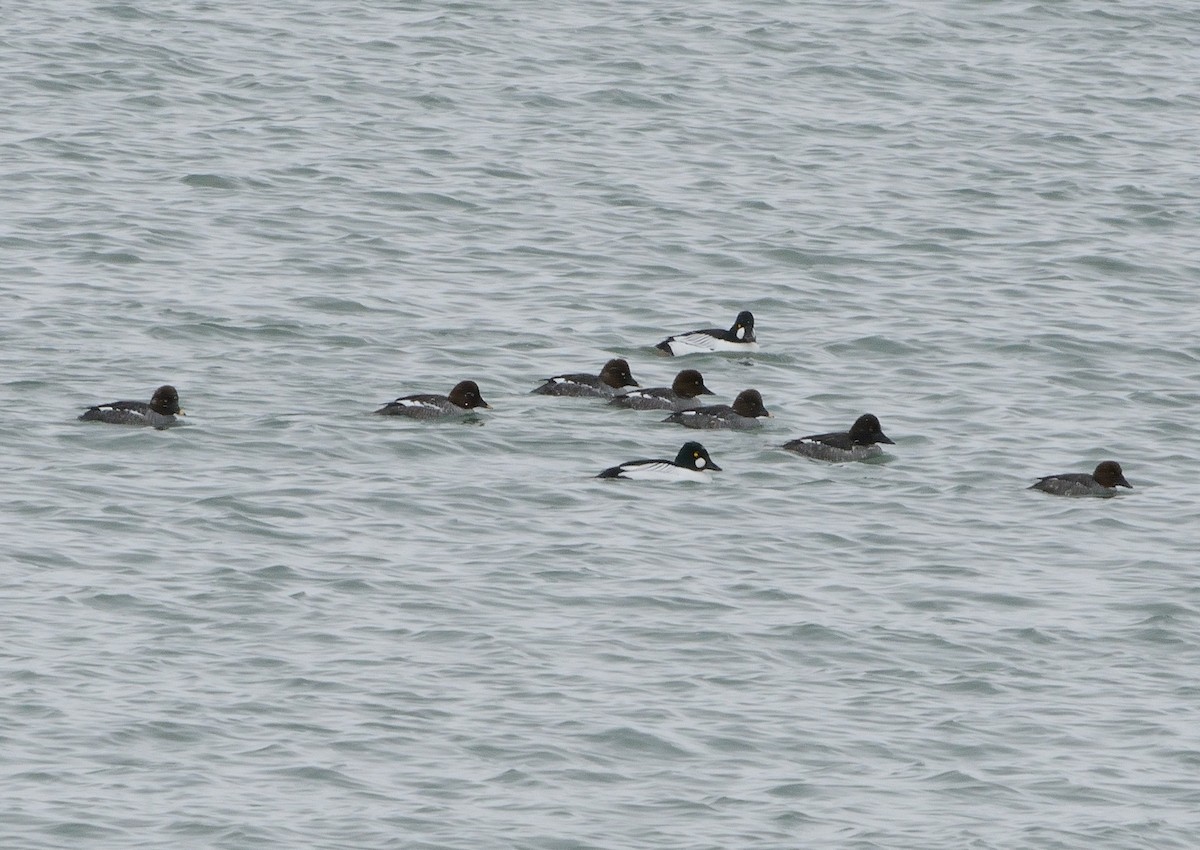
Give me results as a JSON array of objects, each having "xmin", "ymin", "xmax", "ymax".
[
  {"xmin": 621, "ymin": 461, "xmax": 708, "ymax": 482},
  {"xmin": 667, "ymin": 333, "xmax": 760, "ymax": 356}
]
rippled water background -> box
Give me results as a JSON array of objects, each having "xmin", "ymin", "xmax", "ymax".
[{"xmin": 3, "ymin": 1, "xmax": 1199, "ymax": 848}]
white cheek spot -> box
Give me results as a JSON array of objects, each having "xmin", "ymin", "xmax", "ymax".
[
  {"xmin": 735, "ymin": 327, "xmax": 745, "ymax": 340},
  {"xmin": 694, "ymin": 456, "xmax": 706, "ymax": 469}
]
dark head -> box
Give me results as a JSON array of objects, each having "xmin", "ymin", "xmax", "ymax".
[
  {"xmin": 674, "ymin": 441, "xmax": 721, "ymax": 472},
  {"xmin": 731, "ymin": 389, "xmax": 771, "ymax": 419},
  {"xmin": 600, "ymin": 358, "xmax": 639, "ymax": 389},
  {"xmin": 150, "ymin": 385, "xmax": 183, "ymax": 416},
  {"xmin": 449, "ymin": 380, "xmax": 491, "ymax": 410},
  {"xmin": 672, "ymin": 369, "xmax": 715, "ymax": 398},
  {"xmin": 730, "ymin": 310, "xmax": 755, "ymax": 343},
  {"xmin": 1093, "ymin": 460, "xmax": 1131, "ymax": 489},
  {"xmin": 849, "ymin": 413, "xmax": 893, "ymax": 446}
]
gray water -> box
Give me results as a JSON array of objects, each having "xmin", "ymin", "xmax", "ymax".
[{"xmin": 3, "ymin": 1, "xmax": 1199, "ymax": 848}]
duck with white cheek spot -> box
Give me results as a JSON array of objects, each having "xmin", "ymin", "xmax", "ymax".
[
  {"xmin": 597, "ymin": 442, "xmax": 722, "ymax": 482},
  {"xmin": 655, "ymin": 310, "xmax": 758, "ymax": 356}
]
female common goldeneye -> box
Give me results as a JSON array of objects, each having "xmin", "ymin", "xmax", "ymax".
[
  {"xmin": 662, "ymin": 388, "xmax": 771, "ymax": 430},
  {"xmin": 531, "ymin": 358, "xmax": 639, "ymax": 398},
  {"xmin": 597, "ymin": 441, "xmax": 722, "ymax": 481},
  {"xmin": 609, "ymin": 369, "xmax": 715, "ymax": 411},
  {"xmin": 79, "ymin": 385, "xmax": 184, "ymax": 429},
  {"xmin": 1029, "ymin": 460, "xmax": 1132, "ymax": 497},
  {"xmin": 375, "ymin": 380, "xmax": 491, "ymax": 419},
  {"xmin": 781, "ymin": 413, "xmax": 895, "ymax": 462},
  {"xmin": 655, "ymin": 310, "xmax": 758, "ymax": 356}
]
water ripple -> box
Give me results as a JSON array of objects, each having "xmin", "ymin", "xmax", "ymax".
[{"xmin": 3, "ymin": 1, "xmax": 1200, "ymax": 848}]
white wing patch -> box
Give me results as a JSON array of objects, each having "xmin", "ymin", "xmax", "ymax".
[{"xmin": 99, "ymin": 405, "xmax": 147, "ymax": 422}]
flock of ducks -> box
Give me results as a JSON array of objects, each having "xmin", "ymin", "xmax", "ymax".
[{"xmin": 77, "ymin": 311, "xmax": 1133, "ymax": 495}]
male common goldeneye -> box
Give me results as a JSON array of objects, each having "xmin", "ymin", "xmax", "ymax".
[
  {"xmin": 609, "ymin": 369, "xmax": 715, "ymax": 411},
  {"xmin": 596, "ymin": 441, "xmax": 722, "ymax": 481},
  {"xmin": 79, "ymin": 385, "xmax": 184, "ymax": 429},
  {"xmin": 531, "ymin": 358, "xmax": 639, "ymax": 398},
  {"xmin": 781, "ymin": 413, "xmax": 895, "ymax": 462},
  {"xmin": 655, "ymin": 310, "xmax": 758, "ymax": 356},
  {"xmin": 662, "ymin": 389, "xmax": 771, "ymax": 430},
  {"xmin": 1029, "ymin": 460, "xmax": 1132, "ymax": 497},
  {"xmin": 375, "ymin": 380, "xmax": 491, "ymax": 419}
]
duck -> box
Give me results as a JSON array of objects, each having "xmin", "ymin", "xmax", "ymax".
[
  {"xmin": 655, "ymin": 310, "xmax": 758, "ymax": 356},
  {"xmin": 662, "ymin": 389, "xmax": 771, "ymax": 430},
  {"xmin": 596, "ymin": 441, "xmax": 721, "ymax": 481},
  {"xmin": 79, "ymin": 385, "xmax": 184, "ymax": 429},
  {"xmin": 375, "ymin": 380, "xmax": 491, "ymax": 419},
  {"xmin": 781, "ymin": 414, "xmax": 894, "ymax": 462},
  {"xmin": 608, "ymin": 369, "xmax": 715, "ymax": 411},
  {"xmin": 531, "ymin": 358, "xmax": 639, "ymax": 398},
  {"xmin": 1029, "ymin": 460, "xmax": 1132, "ymax": 497}
]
